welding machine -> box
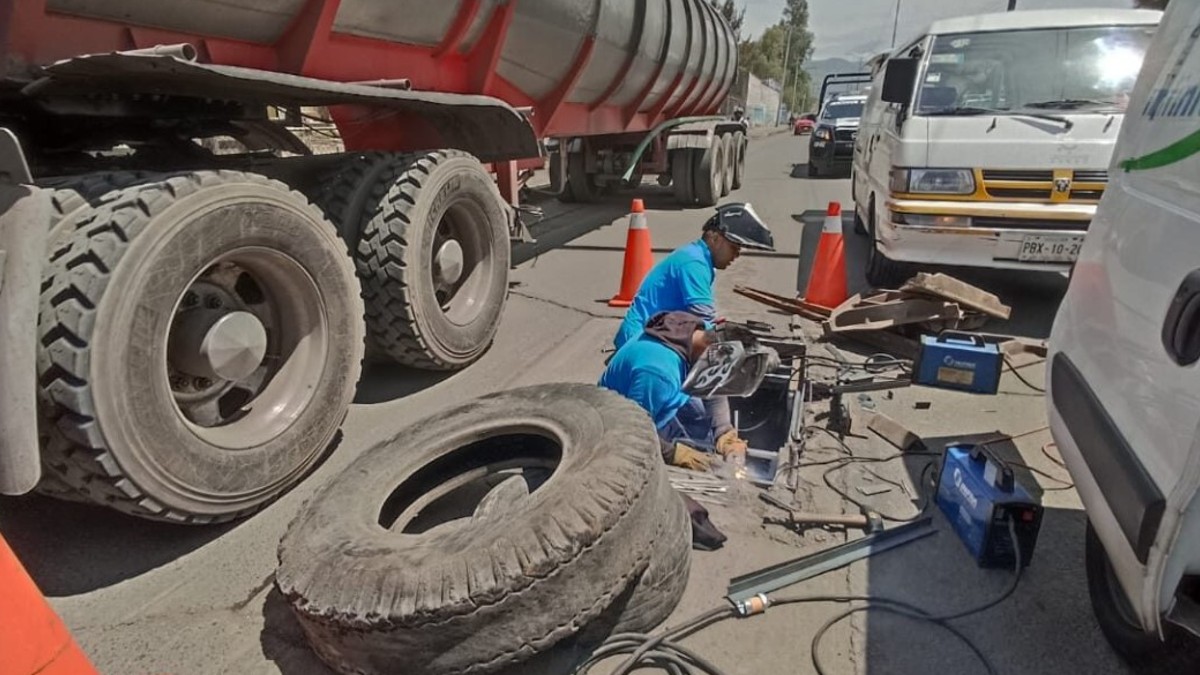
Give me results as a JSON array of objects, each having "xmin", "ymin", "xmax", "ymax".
[
  {"xmin": 935, "ymin": 443, "xmax": 1043, "ymax": 568},
  {"xmin": 913, "ymin": 332, "xmax": 1003, "ymax": 395}
]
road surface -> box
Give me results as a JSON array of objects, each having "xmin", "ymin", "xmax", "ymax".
[{"xmin": 0, "ymin": 130, "xmax": 1128, "ymax": 675}]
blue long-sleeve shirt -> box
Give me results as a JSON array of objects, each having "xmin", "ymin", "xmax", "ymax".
[
  {"xmin": 613, "ymin": 239, "xmax": 716, "ymax": 349},
  {"xmin": 599, "ymin": 334, "xmax": 690, "ymax": 430}
]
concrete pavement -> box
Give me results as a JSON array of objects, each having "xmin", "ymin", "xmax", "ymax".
[{"xmin": 0, "ymin": 134, "xmax": 1127, "ymax": 675}]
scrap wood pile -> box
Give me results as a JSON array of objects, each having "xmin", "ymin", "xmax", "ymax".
[{"xmin": 736, "ymin": 272, "xmax": 1013, "ymax": 358}]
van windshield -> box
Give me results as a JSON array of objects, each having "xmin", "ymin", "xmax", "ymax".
[
  {"xmin": 823, "ymin": 101, "xmax": 864, "ymax": 119},
  {"xmin": 916, "ymin": 24, "xmax": 1156, "ymax": 115}
]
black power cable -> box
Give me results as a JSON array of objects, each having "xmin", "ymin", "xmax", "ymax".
[{"xmin": 574, "ymin": 514, "xmax": 1024, "ymax": 675}]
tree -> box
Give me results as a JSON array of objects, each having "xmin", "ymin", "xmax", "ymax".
[
  {"xmin": 710, "ymin": 0, "xmax": 745, "ymax": 41},
  {"xmin": 736, "ymin": 1, "xmax": 816, "ymax": 114}
]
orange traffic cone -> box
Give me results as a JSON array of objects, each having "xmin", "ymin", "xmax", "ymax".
[
  {"xmin": 609, "ymin": 199, "xmax": 654, "ymax": 307},
  {"xmin": 804, "ymin": 201, "xmax": 849, "ymax": 310},
  {"xmin": 1, "ymin": 533, "xmax": 97, "ymax": 675}
]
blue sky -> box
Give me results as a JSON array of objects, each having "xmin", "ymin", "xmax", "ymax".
[{"xmin": 740, "ymin": 0, "xmax": 1148, "ymax": 60}]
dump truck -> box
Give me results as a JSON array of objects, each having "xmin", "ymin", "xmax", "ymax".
[{"xmin": 0, "ymin": 0, "xmax": 740, "ymax": 522}]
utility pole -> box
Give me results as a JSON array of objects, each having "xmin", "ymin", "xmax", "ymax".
[
  {"xmin": 777, "ymin": 22, "xmax": 795, "ymax": 125},
  {"xmin": 890, "ymin": 0, "xmax": 901, "ymax": 48}
]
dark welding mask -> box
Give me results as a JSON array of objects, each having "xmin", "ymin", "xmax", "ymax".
[{"xmin": 682, "ymin": 340, "xmax": 779, "ymax": 399}]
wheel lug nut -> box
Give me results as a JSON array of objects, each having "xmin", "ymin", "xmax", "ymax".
[
  {"xmin": 170, "ymin": 375, "xmax": 187, "ymax": 389},
  {"xmin": 183, "ymin": 292, "xmax": 198, "ymax": 307},
  {"xmin": 206, "ymin": 297, "xmax": 223, "ymax": 309},
  {"xmin": 194, "ymin": 377, "xmax": 212, "ymax": 389}
]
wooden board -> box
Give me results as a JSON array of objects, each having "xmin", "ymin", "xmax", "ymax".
[{"xmin": 900, "ymin": 272, "xmax": 1012, "ymax": 320}]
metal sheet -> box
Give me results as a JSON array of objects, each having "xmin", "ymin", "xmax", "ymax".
[
  {"xmin": 34, "ymin": 54, "xmax": 540, "ymax": 163},
  {"xmin": 334, "ymin": 0, "xmax": 464, "ymax": 47}
]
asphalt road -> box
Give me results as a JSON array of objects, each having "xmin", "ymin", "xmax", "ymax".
[{"xmin": 0, "ymin": 131, "xmax": 1128, "ymax": 675}]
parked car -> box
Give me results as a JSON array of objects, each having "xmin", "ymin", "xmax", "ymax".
[
  {"xmin": 808, "ymin": 95, "xmax": 865, "ymax": 177},
  {"xmin": 852, "ymin": 8, "xmax": 1159, "ymax": 288},
  {"xmin": 1048, "ymin": 2, "xmax": 1200, "ymax": 672},
  {"xmin": 793, "ymin": 113, "xmax": 816, "ymax": 135}
]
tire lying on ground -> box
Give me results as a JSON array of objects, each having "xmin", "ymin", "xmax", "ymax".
[
  {"xmin": 36, "ymin": 171, "xmax": 364, "ymax": 522},
  {"xmin": 276, "ymin": 384, "xmax": 691, "ymax": 675}
]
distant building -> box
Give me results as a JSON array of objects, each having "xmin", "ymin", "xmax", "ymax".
[{"xmin": 724, "ymin": 69, "xmax": 781, "ymax": 127}]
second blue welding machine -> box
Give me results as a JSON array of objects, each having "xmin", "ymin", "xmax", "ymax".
[
  {"xmin": 935, "ymin": 443, "xmax": 1043, "ymax": 568},
  {"xmin": 913, "ymin": 331, "xmax": 1003, "ymax": 394}
]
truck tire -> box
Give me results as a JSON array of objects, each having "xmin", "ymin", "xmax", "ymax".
[
  {"xmin": 720, "ymin": 134, "xmax": 735, "ymax": 197},
  {"xmin": 357, "ymin": 150, "xmax": 511, "ymax": 370},
  {"xmin": 730, "ymin": 131, "xmax": 746, "ymax": 190},
  {"xmin": 567, "ymin": 151, "xmax": 601, "ymax": 203},
  {"xmin": 1085, "ymin": 524, "xmax": 1200, "ymax": 674},
  {"xmin": 864, "ymin": 197, "xmax": 911, "ymax": 289},
  {"xmin": 36, "ymin": 171, "xmax": 364, "ymax": 523},
  {"xmin": 309, "ymin": 151, "xmax": 397, "ymax": 246},
  {"xmin": 277, "ymin": 384, "xmax": 690, "ymax": 675},
  {"xmin": 549, "ymin": 150, "xmax": 574, "ymax": 203},
  {"xmin": 692, "ymin": 136, "xmax": 724, "ymax": 207},
  {"xmin": 41, "ymin": 171, "xmax": 152, "ymax": 246},
  {"xmin": 672, "ymin": 149, "xmax": 695, "ymax": 205}
]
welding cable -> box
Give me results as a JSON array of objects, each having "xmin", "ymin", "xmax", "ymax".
[
  {"xmin": 1003, "ymin": 356, "xmax": 1046, "ymax": 393},
  {"xmin": 806, "ymin": 518, "xmax": 1021, "ymax": 675},
  {"xmin": 575, "ymin": 607, "xmax": 735, "ymax": 675}
]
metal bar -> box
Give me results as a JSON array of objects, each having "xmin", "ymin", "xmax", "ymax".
[{"xmin": 726, "ymin": 518, "xmax": 936, "ymax": 603}]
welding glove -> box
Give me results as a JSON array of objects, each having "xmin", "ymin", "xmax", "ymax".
[
  {"xmin": 715, "ymin": 430, "xmax": 748, "ymax": 459},
  {"xmin": 671, "ymin": 443, "xmax": 713, "ymax": 471}
]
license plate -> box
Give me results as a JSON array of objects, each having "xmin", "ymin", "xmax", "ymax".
[{"xmin": 1018, "ymin": 235, "xmax": 1083, "ymax": 263}]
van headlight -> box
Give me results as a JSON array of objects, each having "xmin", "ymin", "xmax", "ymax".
[
  {"xmin": 890, "ymin": 168, "xmax": 975, "ymax": 195},
  {"xmin": 814, "ymin": 127, "xmax": 833, "ymax": 141}
]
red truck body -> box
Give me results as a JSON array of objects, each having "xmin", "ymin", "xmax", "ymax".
[{"xmin": 1, "ymin": 0, "xmax": 737, "ymax": 154}]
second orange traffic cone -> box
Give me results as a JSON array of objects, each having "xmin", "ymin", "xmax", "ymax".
[
  {"xmin": 609, "ymin": 199, "xmax": 654, "ymax": 307},
  {"xmin": 804, "ymin": 201, "xmax": 849, "ymax": 310}
]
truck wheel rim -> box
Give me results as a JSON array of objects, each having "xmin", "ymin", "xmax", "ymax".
[
  {"xmin": 432, "ymin": 200, "xmax": 491, "ymax": 327},
  {"xmin": 166, "ymin": 247, "xmax": 327, "ymax": 450},
  {"xmin": 378, "ymin": 431, "xmax": 562, "ymax": 535}
]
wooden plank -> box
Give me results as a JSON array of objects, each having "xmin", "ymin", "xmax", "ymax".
[
  {"xmin": 900, "ymin": 272, "xmax": 1012, "ymax": 320},
  {"xmin": 867, "ymin": 412, "xmax": 925, "ymax": 453}
]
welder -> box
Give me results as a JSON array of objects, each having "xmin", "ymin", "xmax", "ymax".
[
  {"xmin": 611, "ymin": 204, "xmax": 775, "ymax": 463},
  {"xmin": 600, "ymin": 311, "xmax": 777, "ymax": 471}
]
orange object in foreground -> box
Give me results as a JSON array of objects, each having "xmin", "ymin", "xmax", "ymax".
[
  {"xmin": 609, "ymin": 199, "xmax": 655, "ymax": 308},
  {"xmin": 0, "ymin": 534, "xmax": 97, "ymax": 675},
  {"xmin": 803, "ymin": 201, "xmax": 849, "ymax": 310}
]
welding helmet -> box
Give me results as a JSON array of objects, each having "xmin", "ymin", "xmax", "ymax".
[
  {"xmin": 703, "ymin": 203, "xmax": 775, "ymax": 252},
  {"xmin": 682, "ymin": 326, "xmax": 780, "ymax": 398}
]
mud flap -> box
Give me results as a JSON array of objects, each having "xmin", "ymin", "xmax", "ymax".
[{"xmin": 0, "ymin": 130, "xmax": 47, "ymax": 494}]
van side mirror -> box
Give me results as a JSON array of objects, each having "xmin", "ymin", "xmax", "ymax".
[{"xmin": 882, "ymin": 58, "xmax": 918, "ymax": 105}]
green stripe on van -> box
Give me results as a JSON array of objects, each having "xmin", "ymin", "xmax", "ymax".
[{"xmin": 1120, "ymin": 127, "xmax": 1200, "ymax": 172}]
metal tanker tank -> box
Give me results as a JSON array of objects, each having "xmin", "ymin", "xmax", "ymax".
[{"xmin": 37, "ymin": 0, "xmax": 738, "ymax": 137}]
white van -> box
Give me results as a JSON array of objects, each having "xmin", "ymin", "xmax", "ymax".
[
  {"xmin": 852, "ymin": 9, "xmax": 1161, "ymax": 288},
  {"xmin": 1048, "ymin": 1, "xmax": 1200, "ymax": 670}
]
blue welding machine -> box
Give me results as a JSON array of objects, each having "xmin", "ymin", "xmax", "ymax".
[
  {"xmin": 935, "ymin": 443, "xmax": 1043, "ymax": 568},
  {"xmin": 913, "ymin": 332, "xmax": 1003, "ymax": 395}
]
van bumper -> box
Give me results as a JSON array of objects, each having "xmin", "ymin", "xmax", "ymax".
[{"xmin": 878, "ymin": 198, "xmax": 1095, "ymax": 271}]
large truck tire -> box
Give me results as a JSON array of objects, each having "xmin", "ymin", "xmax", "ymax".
[
  {"xmin": 309, "ymin": 151, "xmax": 397, "ymax": 245},
  {"xmin": 671, "ymin": 148, "xmax": 696, "ymax": 205},
  {"xmin": 277, "ymin": 384, "xmax": 691, "ymax": 675},
  {"xmin": 1085, "ymin": 524, "xmax": 1200, "ymax": 674},
  {"xmin": 730, "ymin": 131, "xmax": 746, "ymax": 190},
  {"xmin": 357, "ymin": 150, "xmax": 511, "ymax": 370},
  {"xmin": 35, "ymin": 171, "xmax": 364, "ymax": 523},
  {"xmin": 692, "ymin": 135, "xmax": 724, "ymax": 207},
  {"xmin": 41, "ymin": 171, "xmax": 152, "ymax": 245},
  {"xmin": 720, "ymin": 134, "xmax": 735, "ymax": 197},
  {"xmin": 566, "ymin": 150, "xmax": 601, "ymax": 203}
]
